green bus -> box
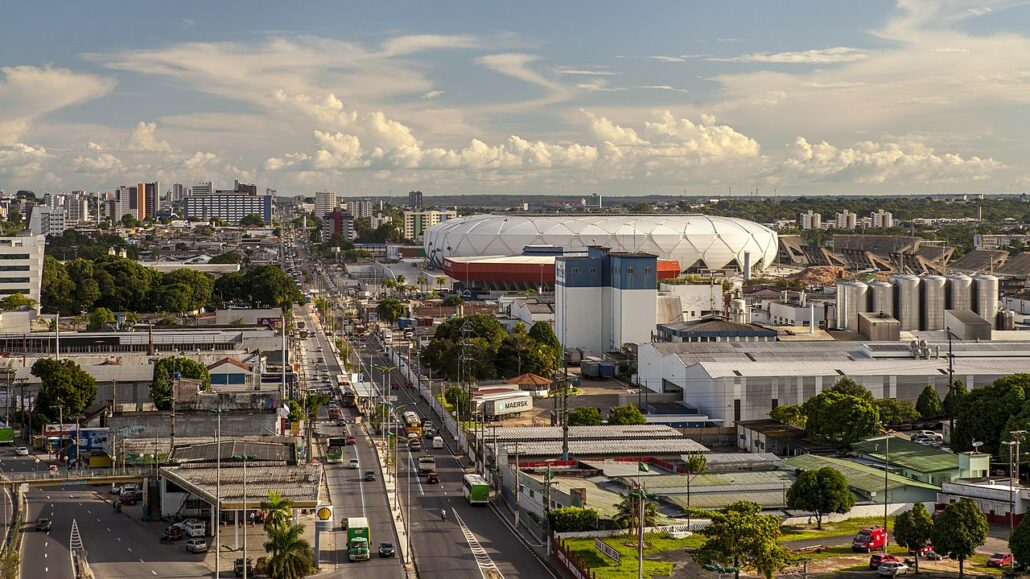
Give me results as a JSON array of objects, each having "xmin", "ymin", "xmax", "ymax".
[
  {"xmin": 462, "ymin": 474, "xmax": 490, "ymax": 505},
  {"xmin": 326, "ymin": 438, "xmax": 346, "ymax": 463}
]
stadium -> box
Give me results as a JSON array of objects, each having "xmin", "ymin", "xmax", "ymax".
[{"xmin": 424, "ymin": 214, "xmax": 778, "ymax": 289}]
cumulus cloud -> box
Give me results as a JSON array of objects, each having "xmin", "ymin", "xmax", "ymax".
[
  {"xmin": 0, "ymin": 143, "xmax": 50, "ymax": 177},
  {"xmin": 126, "ymin": 121, "xmax": 171, "ymax": 152},
  {"xmin": 712, "ymin": 47, "xmax": 868, "ymax": 64}
]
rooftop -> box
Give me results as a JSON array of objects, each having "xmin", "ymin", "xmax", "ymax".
[
  {"xmin": 501, "ymin": 439, "xmax": 707, "ymax": 457},
  {"xmin": 784, "ymin": 454, "xmax": 939, "ymax": 495},
  {"xmin": 160, "ymin": 463, "xmax": 323, "ymax": 510},
  {"xmin": 489, "ymin": 425, "xmax": 683, "ymax": 443},
  {"xmin": 852, "ymin": 436, "xmax": 961, "ymax": 474}
]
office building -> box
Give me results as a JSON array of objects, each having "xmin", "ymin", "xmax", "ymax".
[
  {"xmin": 871, "ymin": 209, "xmax": 894, "ymax": 229},
  {"xmin": 192, "ymin": 182, "xmax": 213, "ymax": 196},
  {"xmin": 408, "ymin": 190, "xmax": 424, "ymax": 210},
  {"xmin": 0, "ymin": 235, "xmax": 45, "ymax": 305},
  {"xmin": 835, "ymin": 210, "xmax": 858, "ymax": 229},
  {"xmin": 798, "ymin": 210, "xmax": 822, "ymax": 230},
  {"xmin": 142, "ymin": 181, "xmax": 159, "ymax": 220},
  {"xmin": 321, "ymin": 208, "xmax": 353, "ymax": 242},
  {"xmin": 66, "ymin": 193, "xmax": 90, "ymax": 223},
  {"xmin": 403, "ymin": 209, "xmax": 457, "ymax": 241},
  {"xmin": 555, "ymin": 247, "xmax": 658, "ymax": 356},
  {"xmin": 183, "ymin": 194, "xmax": 273, "ymax": 224},
  {"xmin": 28, "ymin": 206, "xmax": 66, "ymax": 237},
  {"xmin": 315, "ymin": 191, "xmax": 337, "ymax": 218}
]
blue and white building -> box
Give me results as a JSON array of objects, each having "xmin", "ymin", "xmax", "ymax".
[
  {"xmin": 555, "ymin": 247, "xmax": 657, "ymax": 356},
  {"xmin": 183, "ymin": 193, "xmax": 273, "ymax": 224}
]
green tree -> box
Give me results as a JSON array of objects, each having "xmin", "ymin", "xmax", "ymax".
[
  {"xmin": 894, "ymin": 503, "xmax": 934, "ymax": 574},
  {"xmin": 803, "ymin": 390, "xmax": 879, "ymax": 446},
  {"xmin": 828, "ymin": 377, "xmax": 874, "ymax": 403},
  {"xmin": 64, "ymin": 259, "xmax": 101, "ymax": 312},
  {"xmin": 615, "ymin": 489, "xmax": 658, "ymax": 530},
  {"xmin": 698, "ymin": 501, "xmax": 791, "ymax": 579},
  {"xmin": 376, "ymin": 298, "xmax": 407, "ymax": 323},
  {"xmin": 567, "ymin": 406, "xmax": 603, "ymax": 426},
  {"xmin": 151, "ymin": 356, "xmax": 212, "ymax": 411},
  {"xmin": 261, "ymin": 491, "xmax": 294, "ymax": 533},
  {"xmin": 87, "ymin": 307, "xmax": 117, "ymax": 331},
  {"xmin": 608, "ymin": 404, "xmax": 646, "ymax": 425},
  {"xmin": 160, "ymin": 269, "xmax": 214, "ymax": 311},
  {"xmin": 239, "ymin": 214, "xmax": 266, "ymax": 227},
  {"xmin": 684, "ymin": 454, "xmax": 708, "ymax": 530},
  {"xmin": 769, "ymin": 404, "xmax": 806, "ymax": 428},
  {"xmin": 1010, "ymin": 515, "xmax": 1030, "ymax": 572},
  {"xmin": 528, "ymin": 321, "xmax": 562, "ymax": 358},
  {"xmin": 953, "ymin": 374, "xmax": 1030, "ymax": 454},
  {"xmin": 547, "ymin": 507, "xmax": 599, "ymax": 533},
  {"xmin": 262, "ymin": 522, "xmax": 313, "ymax": 579},
  {"xmin": 785, "ymin": 467, "xmax": 855, "ymax": 529},
  {"xmin": 209, "ymin": 251, "xmax": 243, "ymax": 264},
  {"xmin": 915, "ymin": 385, "xmax": 944, "ymax": 420},
  {"xmin": 943, "ymin": 380, "xmax": 968, "ymax": 419},
  {"xmin": 31, "ymin": 359, "xmax": 98, "ymax": 421},
  {"xmin": 931, "ymin": 498, "xmax": 988, "ymax": 577},
  {"xmin": 495, "ymin": 324, "xmax": 558, "ymax": 378},
  {"xmin": 0, "ymin": 293, "xmax": 35, "ymax": 310},
  {"xmin": 41, "ymin": 256, "xmax": 76, "ymax": 313},
  {"xmin": 876, "ymin": 398, "xmax": 920, "ymax": 426}
]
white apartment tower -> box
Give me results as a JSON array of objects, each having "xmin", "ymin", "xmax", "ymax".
[
  {"xmin": 871, "ymin": 209, "xmax": 894, "ymax": 229},
  {"xmin": 835, "ymin": 210, "xmax": 857, "ymax": 229},
  {"xmin": 798, "ymin": 210, "xmax": 822, "ymax": 230},
  {"xmin": 315, "ymin": 191, "xmax": 338, "ymax": 218}
]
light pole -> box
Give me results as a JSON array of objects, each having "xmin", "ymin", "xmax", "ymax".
[
  {"xmin": 233, "ymin": 453, "xmax": 256, "ymax": 579},
  {"xmin": 868, "ymin": 430, "xmax": 894, "ymax": 549},
  {"xmin": 210, "ymin": 407, "xmax": 227, "ymax": 579}
]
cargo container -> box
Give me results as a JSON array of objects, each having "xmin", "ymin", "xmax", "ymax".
[
  {"xmin": 346, "ymin": 517, "xmax": 370, "ymax": 561},
  {"xmin": 398, "ymin": 317, "xmax": 415, "ymax": 329},
  {"xmin": 581, "ymin": 361, "xmax": 601, "ymax": 379},
  {"xmin": 483, "ymin": 392, "xmax": 533, "ymax": 420},
  {"xmin": 416, "ymin": 317, "xmax": 434, "ymax": 327}
]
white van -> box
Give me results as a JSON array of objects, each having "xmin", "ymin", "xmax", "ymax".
[
  {"xmin": 432, "ymin": 436, "xmax": 444, "ymax": 449},
  {"xmin": 183, "ymin": 520, "xmax": 206, "ymax": 538}
]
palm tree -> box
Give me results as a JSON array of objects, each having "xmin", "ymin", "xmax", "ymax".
[
  {"xmin": 683, "ymin": 453, "xmax": 707, "ymax": 529},
  {"xmin": 263, "ymin": 523, "xmax": 313, "ymax": 579},
  {"xmin": 435, "ymin": 276, "xmax": 447, "ymax": 291},
  {"xmin": 416, "ymin": 275, "xmax": 427, "ymax": 296},
  {"xmin": 615, "ymin": 489, "xmax": 658, "ymax": 530},
  {"xmin": 260, "ymin": 491, "xmax": 294, "ymax": 533}
]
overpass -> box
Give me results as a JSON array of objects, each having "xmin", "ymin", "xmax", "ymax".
[{"xmin": 0, "ymin": 468, "xmax": 151, "ymax": 488}]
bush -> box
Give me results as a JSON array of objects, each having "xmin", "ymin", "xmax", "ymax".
[{"xmin": 548, "ymin": 507, "xmax": 599, "ymax": 533}]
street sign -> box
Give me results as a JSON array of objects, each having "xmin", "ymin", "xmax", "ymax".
[
  {"xmin": 595, "ymin": 538, "xmax": 621, "ymax": 564},
  {"xmin": 315, "ymin": 504, "xmax": 334, "ymax": 531}
]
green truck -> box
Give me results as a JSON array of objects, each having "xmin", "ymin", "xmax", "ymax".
[
  {"xmin": 345, "ymin": 517, "xmax": 370, "ymax": 562},
  {"xmin": 0, "ymin": 427, "xmax": 12, "ymax": 445}
]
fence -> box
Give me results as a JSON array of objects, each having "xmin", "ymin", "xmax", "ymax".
[{"xmin": 553, "ymin": 538, "xmax": 596, "ymax": 579}]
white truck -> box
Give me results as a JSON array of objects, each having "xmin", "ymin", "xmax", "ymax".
[
  {"xmin": 417, "ymin": 456, "xmax": 437, "ymax": 473},
  {"xmin": 481, "ymin": 392, "xmax": 533, "ymax": 420}
]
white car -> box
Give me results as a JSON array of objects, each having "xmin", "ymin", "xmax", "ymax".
[
  {"xmin": 877, "ymin": 562, "xmax": 911, "ymax": 576},
  {"xmin": 14, "ymin": 447, "xmax": 28, "ymax": 456},
  {"xmin": 348, "ymin": 459, "xmax": 360, "ymax": 469}
]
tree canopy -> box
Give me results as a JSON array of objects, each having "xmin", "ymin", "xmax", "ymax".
[
  {"xmin": 31, "ymin": 359, "xmax": 98, "ymax": 421},
  {"xmin": 608, "ymin": 404, "xmax": 646, "ymax": 425},
  {"xmin": 785, "ymin": 467, "xmax": 855, "ymax": 529},
  {"xmin": 567, "ymin": 406, "xmax": 602, "ymax": 426},
  {"xmin": 1010, "ymin": 514, "xmax": 1030, "ymax": 570},
  {"xmin": 151, "ymin": 356, "xmax": 212, "ymax": 410},
  {"xmin": 375, "ymin": 298, "xmax": 407, "ymax": 323},
  {"xmin": 87, "ymin": 307, "xmax": 116, "ymax": 331},
  {"xmin": 894, "ymin": 503, "xmax": 934, "ymax": 574},
  {"xmin": 0, "ymin": 293, "xmax": 35, "ymax": 311},
  {"xmin": 698, "ymin": 501, "xmax": 792, "ymax": 579},
  {"xmin": 421, "ymin": 314, "xmax": 544, "ymax": 381},
  {"xmin": 931, "ymin": 498, "xmax": 988, "ymax": 577},
  {"xmin": 803, "ymin": 385, "xmax": 880, "ymax": 446},
  {"xmin": 239, "ymin": 214, "xmax": 265, "ymax": 227},
  {"xmin": 952, "ymin": 373, "xmax": 1030, "ymax": 455},
  {"xmin": 214, "ymin": 265, "xmax": 302, "ymax": 309},
  {"xmin": 915, "ymin": 385, "xmax": 944, "ymax": 420}
]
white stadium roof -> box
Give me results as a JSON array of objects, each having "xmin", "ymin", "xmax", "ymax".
[{"xmin": 423, "ymin": 214, "xmax": 777, "ymax": 273}]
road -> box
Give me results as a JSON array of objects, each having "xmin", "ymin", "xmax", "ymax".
[
  {"xmin": 21, "ymin": 486, "xmax": 208, "ymax": 578},
  {"xmin": 300, "ymin": 306, "xmax": 404, "ymax": 578},
  {"xmin": 351, "ymin": 334, "xmax": 557, "ymax": 579}
]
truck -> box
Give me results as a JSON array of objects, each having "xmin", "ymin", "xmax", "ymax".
[
  {"xmin": 851, "ymin": 526, "xmax": 889, "ymax": 552},
  {"xmin": 417, "ymin": 456, "xmax": 437, "ymax": 473},
  {"xmin": 482, "ymin": 392, "xmax": 533, "ymax": 420},
  {"xmin": 326, "ymin": 438, "xmax": 346, "ymax": 463},
  {"xmin": 0, "ymin": 427, "xmax": 13, "ymax": 445},
  {"xmin": 346, "ymin": 517, "xmax": 370, "ymax": 561}
]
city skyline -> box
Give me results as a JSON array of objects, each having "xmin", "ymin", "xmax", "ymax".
[{"xmin": 2, "ymin": 1, "xmax": 1030, "ymax": 196}]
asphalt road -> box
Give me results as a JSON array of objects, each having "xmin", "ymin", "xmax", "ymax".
[{"xmin": 301, "ymin": 307, "xmax": 404, "ymax": 578}]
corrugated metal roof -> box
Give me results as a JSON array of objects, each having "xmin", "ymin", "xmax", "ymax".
[
  {"xmin": 502, "ymin": 439, "xmax": 707, "ymax": 456},
  {"xmin": 160, "ymin": 463, "xmax": 322, "ymax": 508},
  {"xmin": 853, "ymin": 436, "xmax": 959, "ymax": 474},
  {"xmin": 489, "ymin": 425, "xmax": 683, "ymax": 442},
  {"xmin": 784, "ymin": 454, "xmax": 939, "ymax": 494}
]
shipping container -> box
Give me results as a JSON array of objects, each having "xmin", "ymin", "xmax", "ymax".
[{"xmin": 484, "ymin": 393, "xmax": 533, "ymax": 419}]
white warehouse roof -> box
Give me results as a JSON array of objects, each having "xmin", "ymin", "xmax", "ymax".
[{"xmin": 423, "ymin": 214, "xmax": 778, "ymax": 273}]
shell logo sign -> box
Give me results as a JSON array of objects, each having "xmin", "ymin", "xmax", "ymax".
[{"xmin": 316, "ymin": 506, "xmax": 333, "ymax": 521}]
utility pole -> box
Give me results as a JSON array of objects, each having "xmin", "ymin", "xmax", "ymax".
[
  {"xmin": 513, "ymin": 441, "xmax": 521, "ymax": 529},
  {"xmin": 947, "ymin": 327, "xmax": 955, "ymax": 438}
]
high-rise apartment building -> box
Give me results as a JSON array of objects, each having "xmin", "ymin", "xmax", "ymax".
[
  {"xmin": 192, "ymin": 182, "xmax": 213, "ymax": 196},
  {"xmin": 322, "ymin": 208, "xmax": 354, "ymax": 242},
  {"xmin": 28, "ymin": 206, "xmax": 66, "ymax": 236},
  {"xmin": 350, "ymin": 199, "xmax": 373, "ymax": 219},
  {"xmin": 871, "ymin": 209, "xmax": 894, "ymax": 229},
  {"xmin": 798, "ymin": 210, "xmax": 822, "ymax": 230},
  {"xmin": 171, "ymin": 183, "xmax": 188, "ymax": 202},
  {"xmin": 835, "ymin": 210, "xmax": 857, "ymax": 229},
  {"xmin": 183, "ymin": 193, "xmax": 273, "ymax": 224},
  {"xmin": 143, "ymin": 181, "xmax": 159, "ymax": 220},
  {"xmin": 315, "ymin": 191, "xmax": 338, "ymax": 217},
  {"xmin": 408, "ymin": 190, "xmax": 424, "ymax": 210},
  {"xmin": 403, "ymin": 209, "xmax": 457, "ymax": 241},
  {"xmin": 0, "ymin": 235, "xmax": 45, "ymax": 307}
]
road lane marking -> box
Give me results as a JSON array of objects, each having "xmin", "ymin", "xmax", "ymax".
[
  {"xmin": 128, "ymin": 547, "xmax": 132, "ymax": 552},
  {"xmin": 117, "ymin": 537, "xmax": 121, "ymax": 542},
  {"xmin": 454, "ymin": 510, "xmax": 502, "ymax": 579}
]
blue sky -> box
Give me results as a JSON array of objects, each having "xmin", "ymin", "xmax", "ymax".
[{"xmin": 2, "ymin": 0, "xmax": 1029, "ymax": 196}]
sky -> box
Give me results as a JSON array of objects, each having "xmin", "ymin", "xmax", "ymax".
[{"xmin": 2, "ymin": 0, "xmax": 1030, "ymax": 197}]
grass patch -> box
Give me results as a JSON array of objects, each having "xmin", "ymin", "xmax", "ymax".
[
  {"xmin": 562, "ymin": 532, "xmax": 701, "ymax": 579},
  {"xmin": 779, "ymin": 515, "xmax": 894, "ymax": 543}
]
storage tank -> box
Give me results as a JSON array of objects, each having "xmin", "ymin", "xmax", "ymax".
[
  {"xmin": 920, "ymin": 275, "xmax": 947, "ymax": 330},
  {"xmin": 973, "ymin": 274, "xmax": 1000, "ymax": 328},
  {"xmin": 868, "ymin": 281, "xmax": 894, "ymax": 318},
  {"xmin": 998, "ymin": 309, "xmax": 1016, "ymax": 331},
  {"xmin": 946, "ymin": 274, "xmax": 973, "ymax": 311},
  {"xmin": 835, "ymin": 280, "xmax": 868, "ymax": 331},
  {"xmin": 890, "ymin": 274, "xmax": 921, "ymax": 331}
]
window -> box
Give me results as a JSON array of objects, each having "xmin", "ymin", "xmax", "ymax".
[
  {"xmin": 0, "ymin": 254, "xmax": 29, "ymax": 260},
  {"xmin": 771, "ymin": 398, "xmax": 779, "ymax": 410},
  {"xmin": 572, "ymin": 267, "xmax": 579, "ymax": 275},
  {"xmin": 627, "ymin": 266, "xmax": 635, "ymax": 274},
  {"xmin": 0, "ymin": 278, "xmax": 30, "ymax": 284},
  {"xmin": 645, "ymin": 267, "xmax": 651, "ymax": 274},
  {"xmin": 734, "ymin": 399, "xmax": 741, "ymax": 422},
  {"xmin": 589, "ymin": 267, "xmax": 596, "ymax": 274}
]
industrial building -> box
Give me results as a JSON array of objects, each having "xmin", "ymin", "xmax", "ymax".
[{"xmin": 836, "ymin": 273, "xmax": 1002, "ymax": 331}]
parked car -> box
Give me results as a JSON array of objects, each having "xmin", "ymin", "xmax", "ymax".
[
  {"xmin": 234, "ymin": 558, "xmax": 253, "ymax": 577},
  {"xmin": 869, "ymin": 554, "xmax": 900, "ymax": 570},
  {"xmin": 363, "ymin": 470, "xmax": 376, "ymax": 482},
  {"xmin": 349, "ymin": 458, "xmax": 360, "ymax": 469},
  {"xmin": 987, "ymin": 553, "xmax": 1014, "ymax": 568},
  {"xmin": 185, "ymin": 538, "xmax": 208, "ymax": 553},
  {"xmin": 14, "ymin": 447, "xmax": 28, "ymax": 456},
  {"xmin": 877, "ymin": 561, "xmax": 911, "ymax": 576},
  {"xmin": 379, "ymin": 542, "xmax": 396, "ymax": 558},
  {"xmin": 35, "ymin": 518, "xmax": 52, "ymax": 531}
]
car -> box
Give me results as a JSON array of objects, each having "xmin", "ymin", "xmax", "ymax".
[
  {"xmin": 185, "ymin": 538, "xmax": 208, "ymax": 553},
  {"xmin": 379, "ymin": 542, "xmax": 396, "ymax": 558},
  {"xmin": 427, "ymin": 471, "xmax": 440, "ymax": 484},
  {"xmin": 35, "ymin": 517, "xmax": 52, "ymax": 531},
  {"xmin": 363, "ymin": 470, "xmax": 376, "ymax": 481},
  {"xmin": 877, "ymin": 561, "xmax": 911, "ymax": 576},
  {"xmin": 923, "ymin": 550, "xmax": 944, "ymax": 561},
  {"xmin": 346, "ymin": 436, "xmax": 357, "ymax": 445},
  {"xmin": 348, "ymin": 459, "xmax": 360, "ymax": 469},
  {"xmin": 987, "ymin": 553, "xmax": 1014, "ymax": 567},
  {"xmin": 14, "ymin": 447, "xmax": 28, "ymax": 456},
  {"xmin": 869, "ymin": 554, "xmax": 900, "ymax": 570},
  {"xmin": 408, "ymin": 439, "xmax": 422, "ymax": 451},
  {"xmin": 234, "ymin": 558, "xmax": 253, "ymax": 577}
]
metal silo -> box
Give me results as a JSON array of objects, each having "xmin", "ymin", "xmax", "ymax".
[
  {"xmin": 890, "ymin": 274, "xmax": 921, "ymax": 331},
  {"xmin": 868, "ymin": 281, "xmax": 894, "ymax": 318},
  {"xmin": 973, "ymin": 274, "xmax": 1000, "ymax": 328},
  {"xmin": 836, "ymin": 280, "xmax": 868, "ymax": 331},
  {"xmin": 998, "ymin": 309, "xmax": 1016, "ymax": 331},
  {"xmin": 946, "ymin": 274, "xmax": 973, "ymax": 311},
  {"xmin": 920, "ymin": 274, "xmax": 947, "ymax": 330}
]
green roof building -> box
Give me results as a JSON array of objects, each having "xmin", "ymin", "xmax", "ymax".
[
  {"xmin": 852, "ymin": 435, "xmax": 989, "ymax": 485},
  {"xmin": 784, "ymin": 454, "xmax": 940, "ymax": 504}
]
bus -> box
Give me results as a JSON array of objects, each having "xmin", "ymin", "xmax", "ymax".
[
  {"xmin": 326, "ymin": 438, "xmax": 346, "ymax": 463},
  {"xmin": 462, "ymin": 474, "xmax": 490, "ymax": 505},
  {"xmin": 341, "ymin": 391, "xmax": 356, "ymax": 408},
  {"xmin": 402, "ymin": 411, "xmax": 421, "ymax": 436}
]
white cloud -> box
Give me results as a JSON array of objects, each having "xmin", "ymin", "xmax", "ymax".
[
  {"xmin": 379, "ymin": 34, "xmax": 478, "ymax": 57},
  {"xmin": 968, "ymin": 6, "xmax": 992, "ymax": 16},
  {"xmin": 649, "ymin": 55, "xmax": 690, "ymax": 63},
  {"xmin": 557, "ymin": 68, "xmax": 617, "ymax": 76},
  {"xmin": 0, "ymin": 66, "xmax": 115, "ymax": 144},
  {"xmin": 0, "ymin": 143, "xmax": 50, "ymax": 177},
  {"xmin": 126, "ymin": 121, "xmax": 171, "ymax": 152},
  {"xmin": 421, "ymin": 90, "xmax": 445, "ymax": 100},
  {"xmin": 713, "ymin": 47, "xmax": 868, "ymax": 64},
  {"xmin": 639, "ymin": 85, "xmax": 690, "ymax": 94}
]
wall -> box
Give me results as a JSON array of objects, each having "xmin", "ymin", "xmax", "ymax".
[
  {"xmin": 660, "ymin": 284, "xmax": 724, "ymax": 320},
  {"xmin": 109, "ymin": 411, "xmax": 281, "ymax": 438}
]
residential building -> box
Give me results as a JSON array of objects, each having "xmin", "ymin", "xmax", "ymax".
[
  {"xmin": 369, "ymin": 213, "xmax": 392, "ymax": 229},
  {"xmin": 974, "ymin": 233, "xmax": 1030, "ymax": 250},
  {"xmin": 0, "ymin": 235, "xmax": 45, "ymax": 306},
  {"xmin": 65, "ymin": 193, "xmax": 90, "ymax": 223},
  {"xmin": 142, "ymin": 181, "xmax": 159, "ymax": 220},
  {"xmin": 321, "ymin": 208, "xmax": 353, "ymax": 241},
  {"xmin": 315, "ymin": 191, "xmax": 337, "ymax": 218},
  {"xmin": 192, "ymin": 182, "xmax": 213, "ymax": 196},
  {"xmin": 182, "ymin": 194, "xmax": 273, "ymax": 224},
  {"xmin": 28, "ymin": 206, "xmax": 66, "ymax": 237},
  {"xmin": 403, "ymin": 209, "xmax": 457, "ymax": 241},
  {"xmin": 871, "ymin": 209, "xmax": 894, "ymax": 229},
  {"xmin": 348, "ymin": 198, "xmax": 373, "ymax": 219},
  {"xmin": 798, "ymin": 210, "xmax": 822, "ymax": 230},
  {"xmin": 171, "ymin": 183, "xmax": 188, "ymax": 202},
  {"xmin": 835, "ymin": 209, "xmax": 858, "ymax": 229},
  {"xmin": 555, "ymin": 247, "xmax": 657, "ymax": 356},
  {"xmin": 408, "ymin": 190, "xmax": 423, "ymax": 210}
]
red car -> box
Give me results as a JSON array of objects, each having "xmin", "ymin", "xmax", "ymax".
[
  {"xmin": 345, "ymin": 436, "xmax": 357, "ymax": 445},
  {"xmin": 869, "ymin": 554, "xmax": 899, "ymax": 570},
  {"xmin": 986, "ymin": 553, "xmax": 1013, "ymax": 567}
]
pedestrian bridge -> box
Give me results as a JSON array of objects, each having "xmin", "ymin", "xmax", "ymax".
[{"xmin": 1, "ymin": 468, "xmax": 151, "ymax": 488}]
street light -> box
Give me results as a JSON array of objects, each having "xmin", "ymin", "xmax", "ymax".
[
  {"xmin": 210, "ymin": 407, "xmax": 228, "ymax": 579},
  {"xmin": 232, "ymin": 453, "xmax": 257, "ymax": 579},
  {"xmin": 868, "ymin": 430, "xmax": 895, "ymax": 550}
]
